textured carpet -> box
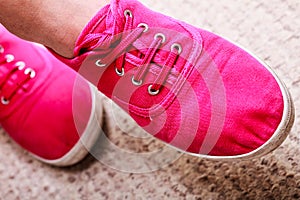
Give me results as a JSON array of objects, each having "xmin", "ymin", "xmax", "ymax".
[{"xmin": 1, "ymin": 0, "xmax": 300, "ymax": 199}]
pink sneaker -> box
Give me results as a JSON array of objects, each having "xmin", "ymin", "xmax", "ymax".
[
  {"xmin": 0, "ymin": 25, "xmax": 102, "ymax": 166},
  {"xmin": 52, "ymin": 0, "xmax": 294, "ymax": 159}
]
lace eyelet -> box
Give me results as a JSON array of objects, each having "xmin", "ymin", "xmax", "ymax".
[
  {"xmin": 131, "ymin": 76, "xmax": 143, "ymax": 86},
  {"xmin": 5, "ymin": 54, "xmax": 14, "ymax": 63},
  {"xmin": 148, "ymin": 85, "xmax": 160, "ymax": 96},
  {"xmin": 1, "ymin": 97, "xmax": 10, "ymax": 105},
  {"xmin": 16, "ymin": 61, "xmax": 26, "ymax": 70},
  {"xmin": 138, "ymin": 23, "xmax": 149, "ymax": 33},
  {"xmin": 171, "ymin": 43, "xmax": 182, "ymax": 54},
  {"xmin": 115, "ymin": 67, "xmax": 125, "ymax": 76},
  {"xmin": 154, "ymin": 33, "xmax": 166, "ymax": 43},
  {"xmin": 24, "ymin": 68, "xmax": 36, "ymax": 78},
  {"xmin": 0, "ymin": 45, "xmax": 4, "ymax": 53},
  {"xmin": 95, "ymin": 59, "xmax": 107, "ymax": 67},
  {"xmin": 124, "ymin": 10, "xmax": 133, "ymax": 18}
]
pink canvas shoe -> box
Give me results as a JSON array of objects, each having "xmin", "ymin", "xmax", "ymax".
[
  {"xmin": 51, "ymin": 0, "xmax": 294, "ymax": 159},
  {"xmin": 0, "ymin": 25, "xmax": 102, "ymax": 166}
]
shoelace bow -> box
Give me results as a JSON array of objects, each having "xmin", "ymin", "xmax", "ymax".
[
  {"xmin": 83, "ymin": 10, "xmax": 182, "ymax": 95},
  {"xmin": 0, "ymin": 45, "xmax": 35, "ymax": 105}
]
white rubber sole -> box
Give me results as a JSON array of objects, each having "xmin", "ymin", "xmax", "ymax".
[{"xmin": 34, "ymin": 83, "xmax": 103, "ymax": 166}]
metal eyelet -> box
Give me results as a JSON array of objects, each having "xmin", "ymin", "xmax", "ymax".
[
  {"xmin": 16, "ymin": 61, "xmax": 26, "ymax": 70},
  {"xmin": 24, "ymin": 68, "xmax": 36, "ymax": 78},
  {"xmin": 115, "ymin": 67, "xmax": 125, "ymax": 77},
  {"xmin": 131, "ymin": 76, "xmax": 143, "ymax": 86},
  {"xmin": 0, "ymin": 45, "xmax": 4, "ymax": 53},
  {"xmin": 148, "ymin": 85, "xmax": 160, "ymax": 96},
  {"xmin": 171, "ymin": 43, "xmax": 182, "ymax": 54},
  {"xmin": 95, "ymin": 59, "xmax": 107, "ymax": 67},
  {"xmin": 154, "ymin": 33, "xmax": 166, "ymax": 43},
  {"xmin": 138, "ymin": 23, "xmax": 149, "ymax": 33},
  {"xmin": 5, "ymin": 54, "xmax": 14, "ymax": 62},
  {"xmin": 124, "ymin": 9, "xmax": 133, "ymax": 18},
  {"xmin": 1, "ymin": 97, "xmax": 10, "ymax": 105}
]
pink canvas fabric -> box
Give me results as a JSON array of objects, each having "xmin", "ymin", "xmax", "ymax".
[
  {"xmin": 0, "ymin": 25, "xmax": 98, "ymax": 165},
  {"xmin": 51, "ymin": 0, "xmax": 293, "ymax": 158}
]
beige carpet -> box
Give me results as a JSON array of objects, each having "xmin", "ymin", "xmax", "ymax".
[{"xmin": 1, "ymin": 0, "xmax": 300, "ymax": 199}]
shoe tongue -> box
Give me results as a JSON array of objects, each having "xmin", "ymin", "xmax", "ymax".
[
  {"xmin": 109, "ymin": 0, "xmax": 135, "ymax": 29},
  {"xmin": 73, "ymin": 4, "xmax": 113, "ymax": 56},
  {"xmin": 74, "ymin": 0, "xmax": 127, "ymax": 55}
]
